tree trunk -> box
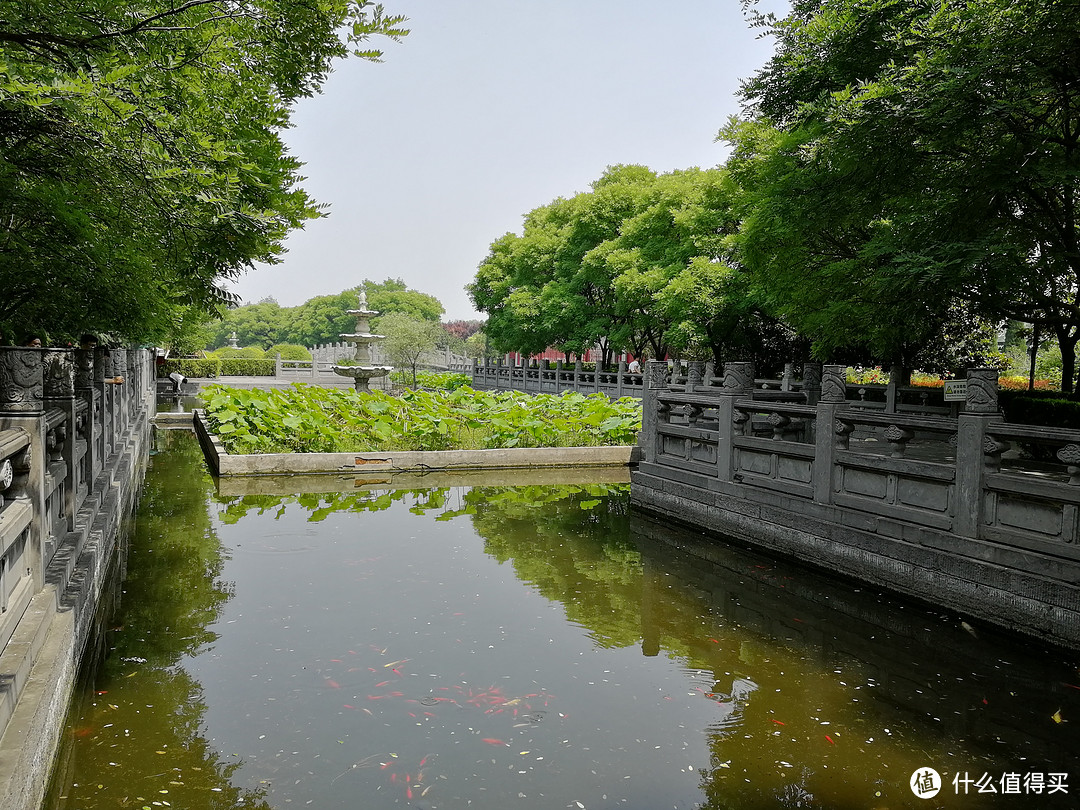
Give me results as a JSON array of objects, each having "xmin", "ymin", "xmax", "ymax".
[{"xmin": 1057, "ymin": 325, "xmax": 1078, "ymax": 396}]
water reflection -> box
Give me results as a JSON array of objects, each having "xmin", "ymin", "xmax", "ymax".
[
  {"xmin": 45, "ymin": 431, "xmax": 1079, "ymax": 810},
  {"xmin": 46, "ymin": 430, "xmax": 269, "ymax": 810}
]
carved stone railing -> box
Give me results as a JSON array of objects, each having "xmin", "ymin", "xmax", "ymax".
[
  {"xmin": 633, "ymin": 361, "xmax": 1080, "ymax": 648},
  {"xmin": 471, "ymin": 358, "xmax": 646, "ymax": 399},
  {"xmin": 0, "ymin": 345, "xmax": 156, "ymax": 764}
]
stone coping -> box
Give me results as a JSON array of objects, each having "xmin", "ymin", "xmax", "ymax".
[
  {"xmin": 194, "ymin": 410, "xmax": 640, "ymax": 477},
  {"xmin": 216, "ymin": 466, "xmax": 631, "ymax": 496}
]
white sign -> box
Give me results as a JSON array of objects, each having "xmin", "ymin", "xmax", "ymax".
[{"xmin": 943, "ymin": 379, "xmax": 967, "ymax": 401}]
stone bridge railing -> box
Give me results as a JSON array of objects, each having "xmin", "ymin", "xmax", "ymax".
[
  {"xmin": 471, "ymin": 359, "xmax": 646, "ymax": 398},
  {"xmin": 0, "ymin": 346, "xmax": 155, "ymax": 810},
  {"xmin": 631, "ymin": 360, "xmax": 1080, "ymax": 649}
]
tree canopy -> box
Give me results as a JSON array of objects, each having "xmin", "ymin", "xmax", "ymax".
[
  {"xmin": 469, "ymin": 165, "xmax": 793, "ymax": 369},
  {"xmin": 207, "ymin": 279, "xmax": 444, "ymax": 349},
  {"xmin": 731, "ymin": 0, "xmax": 1080, "ymax": 385},
  {"xmin": 0, "ymin": 0, "xmax": 407, "ymax": 344}
]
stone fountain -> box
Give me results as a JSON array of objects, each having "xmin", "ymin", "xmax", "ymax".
[{"xmin": 332, "ymin": 290, "xmax": 393, "ymax": 391}]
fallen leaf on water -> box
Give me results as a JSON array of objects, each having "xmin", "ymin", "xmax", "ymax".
[{"xmin": 1052, "ymin": 709, "xmax": 1065, "ymax": 724}]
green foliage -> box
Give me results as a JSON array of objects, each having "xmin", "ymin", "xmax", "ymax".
[
  {"xmin": 464, "ymin": 330, "xmax": 489, "ymax": 359},
  {"xmin": 268, "ymin": 343, "xmax": 313, "ymax": 361},
  {"xmin": 734, "ymin": 0, "xmax": 1080, "ymax": 389},
  {"xmin": 469, "ymin": 163, "xmax": 791, "ymax": 369},
  {"xmin": 159, "ymin": 358, "xmax": 221, "ymax": 378},
  {"xmin": 217, "ymin": 358, "xmax": 276, "ymax": 376},
  {"xmin": 390, "ymin": 370, "xmax": 471, "ymax": 390},
  {"xmin": 379, "ymin": 312, "xmax": 444, "ymax": 386},
  {"xmin": 999, "ymin": 392, "xmax": 1080, "ymax": 430},
  {"xmin": 207, "ymin": 280, "xmax": 445, "ymax": 349},
  {"xmin": 210, "ymin": 346, "xmax": 266, "ymax": 359},
  {"xmin": 201, "ymin": 384, "xmax": 642, "ymax": 454},
  {"xmin": 0, "ymin": 0, "xmax": 408, "ymax": 344}
]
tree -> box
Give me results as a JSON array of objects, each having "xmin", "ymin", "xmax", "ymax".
[
  {"xmin": 0, "ymin": 0, "xmax": 407, "ymax": 343},
  {"xmin": 463, "ymin": 330, "xmax": 488, "ymax": 359},
  {"xmin": 363, "ymin": 278, "xmax": 444, "ymax": 324},
  {"xmin": 470, "ymin": 164, "xmax": 790, "ymax": 369},
  {"xmin": 470, "ymin": 166, "xmax": 660, "ymax": 365},
  {"xmin": 734, "ymin": 0, "xmax": 1080, "ymax": 388},
  {"xmin": 378, "ymin": 312, "xmax": 442, "ymax": 386}
]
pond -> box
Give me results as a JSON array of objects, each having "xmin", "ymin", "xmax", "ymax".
[{"xmin": 45, "ymin": 430, "xmax": 1079, "ymax": 809}]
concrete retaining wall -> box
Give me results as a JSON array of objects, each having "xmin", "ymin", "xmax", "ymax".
[
  {"xmin": 630, "ymin": 360, "xmax": 1080, "ymax": 650},
  {"xmin": 195, "ymin": 411, "xmax": 639, "ymax": 477}
]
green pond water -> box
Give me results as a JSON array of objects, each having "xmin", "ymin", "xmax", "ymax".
[{"xmin": 44, "ymin": 430, "xmax": 1080, "ymax": 809}]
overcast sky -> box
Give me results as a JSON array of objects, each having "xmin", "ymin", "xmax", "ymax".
[{"xmin": 226, "ymin": 0, "xmax": 784, "ymax": 320}]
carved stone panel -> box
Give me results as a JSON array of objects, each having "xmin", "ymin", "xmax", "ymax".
[
  {"xmin": 0, "ymin": 348, "xmax": 44, "ymax": 412},
  {"xmin": 821, "ymin": 365, "xmax": 847, "ymax": 403},
  {"xmin": 686, "ymin": 361, "xmax": 704, "ymax": 390},
  {"xmin": 965, "ymin": 368, "xmax": 999, "ymax": 413},
  {"xmin": 75, "ymin": 348, "xmax": 95, "ymax": 391},
  {"xmin": 93, "ymin": 347, "xmax": 107, "ymax": 384},
  {"xmin": 44, "ymin": 350, "xmax": 76, "ymax": 399},
  {"xmin": 646, "ymin": 360, "xmax": 668, "ymax": 390},
  {"xmin": 111, "ymin": 349, "xmax": 128, "ymax": 379}
]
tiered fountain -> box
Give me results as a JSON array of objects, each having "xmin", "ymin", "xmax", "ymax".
[{"xmin": 332, "ymin": 290, "xmax": 393, "ymax": 391}]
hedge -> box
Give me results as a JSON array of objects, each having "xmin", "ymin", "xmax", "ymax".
[
  {"xmin": 159, "ymin": 358, "xmax": 220, "ymax": 378},
  {"xmin": 218, "ymin": 358, "xmax": 276, "ymax": 376},
  {"xmin": 999, "ymin": 390, "xmax": 1080, "ymax": 431}
]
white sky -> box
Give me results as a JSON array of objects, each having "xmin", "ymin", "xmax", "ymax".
[{"xmin": 226, "ymin": 0, "xmax": 784, "ymax": 320}]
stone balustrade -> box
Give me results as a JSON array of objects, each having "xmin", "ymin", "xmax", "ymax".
[
  {"xmin": 632, "ymin": 360, "xmax": 1080, "ymax": 649},
  {"xmin": 0, "ymin": 346, "xmax": 155, "ymax": 810},
  {"xmin": 470, "ymin": 358, "xmax": 647, "ymax": 398}
]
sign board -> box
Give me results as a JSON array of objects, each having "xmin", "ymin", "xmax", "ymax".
[{"xmin": 943, "ymin": 379, "xmax": 967, "ymax": 402}]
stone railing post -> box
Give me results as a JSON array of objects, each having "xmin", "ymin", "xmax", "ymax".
[
  {"xmin": 812, "ymin": 365, "xmax": 849, "ymax": 505},
  {"xmin": 640, "ymin": 361, "xmax": 669, "ymax": 463},
  {"xmin": 0, "ymin": 347, "xmax": 46, "ymax": 589},
  {"xmin": 717, "ymin": 361, "xmax": 754, "ymax": 482},
  {"xmin": 43, "ymin": 349, "xmax": 77, "ymax": 535},
  {"xmin": 616, "ymin": 360, "xmax": 627, "ymax": 397},
  {"xmin": 803, "ymin": 362, "xmax": 823, "ymax": 406},
  {"xmin": 573, "ymin": 359, "xmax": 583, "ymax": 392},
  {"xmin": 954, "ymin": 368, "xmax": 1002, "ymax": 538},
  {"xmin": 686, "ymin": 361, "xmax": 705, "ymax": 395},
  {"xmin": 74, "ymin": 348, "xmax": 97, "ymax": 489},
  {"xmin": 275, "ymin": 353, "xmax": 283, "ymax": 377}
]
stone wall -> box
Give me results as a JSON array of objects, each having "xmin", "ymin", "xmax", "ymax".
[
  {"xmin": 631, "ymin": 361, "xmax": 1080, "ymax": 649},
  {"xmin": 0, "ymin": 347, "xmax": 155, "ymax": 810}
]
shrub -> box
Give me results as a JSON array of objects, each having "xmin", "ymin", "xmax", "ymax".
[
  {"xmin": 269, "ymin": 343, "xmax": 312, "ymax": 361},
  {"xmin": 999, "ymin": 391, "xmax": 1080, "ymax": 430}
]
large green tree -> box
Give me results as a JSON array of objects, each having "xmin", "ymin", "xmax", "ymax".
[
  {"xmin": 733, "ymin": 0, "xmax": 1080, "ymax": 386},
  {"xmin": 0, "ymin": 0, "xmax": 407, "ymax": 343},
  {"xmin": 470, "ymin": 164, "xmax": 792, "ymax": 369}
]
